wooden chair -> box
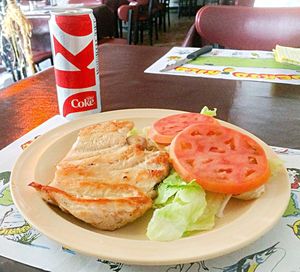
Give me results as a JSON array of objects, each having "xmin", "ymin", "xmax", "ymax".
[
  {"xmin": 96, "ymin": 0, "xmax": 129, "ymax": 37},
  {"xmin": 118, "ymin": 0, "xmax": 159, "ymax": 45},
  {"xmin": 158, "ymin": 0, "xmax": 170, "ymax": 32},
  {"xmin": 29, "ymin": 17, "xmax": 53, "ymax": 71},
  {"xmin": 178, "ymin": 0, "xmax": 198, "ymax": 18},
  {"xmin": 92, "ymin": 4, "xmax": 128, "ymax": 45},
  {"xmin": 182, "ymin": 5, "xmax": 300, "ymax": 50},
  {"xmin": 118, "ymin": 4, "xmax": 140, "ymax": 44}
]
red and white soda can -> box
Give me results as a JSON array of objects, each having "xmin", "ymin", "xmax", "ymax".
[{"xmin": 49, "ymin": 8, "xmax": 101, "ymax": 120}]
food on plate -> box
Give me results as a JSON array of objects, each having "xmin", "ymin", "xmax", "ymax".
[
  {"xmin": 169, "ymin": 123, "xmax": 271, "ymax": 195},
  {"xmin": 29, "ymin": 181, "xmax": 152, "ymax": 231},
  {"xmin": 29, "ymin": 109, "xmax": 277, "ymax": 240},
  {"xmin": 147, "ymin": 171, "xmax": 229, "ymax": 241},
  {"xmin": 233, "ymin": 184, "xmax": 265, "ymax": 200},
  {"xmin": 29, "ymin": 120, "xmax": 170, "ymax": 230},
  {"xmin": 51, "ymin": 120, "xmax": 169, "ymax": 198},
  {"xmin": 149, "ymin": 112, "xmax": 219, "ymax": 145},
  {"xmin": 145, "ymin": 110, "xmax": 274, "ymax": 241},
  {"xmin": 233, "ymin": 157, "xmax": 283, "ymax": 200}
]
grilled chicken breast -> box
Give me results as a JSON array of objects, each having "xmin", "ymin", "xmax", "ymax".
[
  {"xmin": 29, "ymin": 181, "xmax": 152, "ymax": 230},
  {"xmin": 30, "ymin": 120, "xmax": 170, "ymax": 230}
]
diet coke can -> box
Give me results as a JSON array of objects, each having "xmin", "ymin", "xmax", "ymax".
[{"xmin": 49, "ymin": 8, "xmax": 101, "ymax": 120}]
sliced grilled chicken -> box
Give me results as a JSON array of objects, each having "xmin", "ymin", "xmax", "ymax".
[
  {"xmin": 54, "ymin": 146, "xmax": 169, "ymax": 197},
  {"xmin": 30, "ymin": 120, "xmax": 170, "ymax": 230},
  {"xmin": 29, "ymin": 181, "xmax": 152, "ymax": 230},
  {"xmin": 51, "ymin": 120, "xmax": 170, "ymax": 197},
  {"xmin": 61, "ymin": 120, "xmax": 134, "ymax": 162}
]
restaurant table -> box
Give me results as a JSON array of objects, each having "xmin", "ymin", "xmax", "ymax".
[
  {"xmin": 0, "ymin": 44, "xmax": 300, "ymax": 271},
  {"xmin": 22, "ymin": 0, "xmax": 127, "ymax": 38},
  {"xmin": 24, "ymin": 3, "xmax": 118, "ymax": 42},
  {"xmin": 1, "ymin": 44, "xmax": 300, "ymax": 150}
]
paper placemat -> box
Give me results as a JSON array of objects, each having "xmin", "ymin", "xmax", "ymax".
[
  {"xmin": 0, "ymin": 115, "xmax": 299, "ymax": 271},
  {"xmin": 145, "ymin": 47, "xmax": 300, "ymax": 85}
]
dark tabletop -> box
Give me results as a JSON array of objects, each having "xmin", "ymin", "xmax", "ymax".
[
  {"xmin": 0, "ymin": 43, "xmax": 300, "ymax": 270},
  {"xmin": 1, "ymin": 44, "xmax": 300, "ymax": 150}
]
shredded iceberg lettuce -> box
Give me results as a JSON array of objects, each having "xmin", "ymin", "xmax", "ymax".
[
  {"xmin": 269, "ymin": 157, "xmax": 284, "ymax": 177},
  {"xmin": 127, "ymin": 127, "xmax": 139, "ymax": 137},
  {"xmin": 234, "ymin": 157, "xmax": 284, "ymax": 200},
  {"xmin": 200, "ymin": 106, "xmax": 217, "ymax": 117},
  {"xmin": 233, "ymin": 185, "xmax": 265, "ymax": 200},
  {"xmin": 147, "ymin": 171, "xmax": 228, "ymax": 241},
  {"xmin": 127, "ymin": 126, "xmax": 152, "ymax": 138}
]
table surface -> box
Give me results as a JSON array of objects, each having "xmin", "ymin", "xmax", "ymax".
[
  {"xmin": 1, "ymin": 44, "xmax": 300, "ymax": 150},
  {"xmin": 0, "ymin": 43, "xmax": 300, "ymax": 271},
  {"xmin": 21, "ymin": 0, "xmax": 121, "ymax": 15}
]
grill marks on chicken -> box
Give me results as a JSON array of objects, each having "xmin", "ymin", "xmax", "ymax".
[
  {"xmin": 61, "ymin": 121, "xmax": 133, "ymax": 162},
  {"xmin": 29, "ymin": 120, "xmax": 170, "ymax": 230},
  {"xmin": 29, "ymin": 181, "xmax": 152, "ymax": 230}
]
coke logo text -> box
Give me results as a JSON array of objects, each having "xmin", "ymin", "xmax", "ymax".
[
  {"xmin": 71, "ymin": 96, "xmax": 95, "ymax": 108},
  {"xmin": 63, "ymin": 91, "xmax": 97, "ymax": 117}
]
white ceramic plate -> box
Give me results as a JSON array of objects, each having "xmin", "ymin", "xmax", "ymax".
[{"xmin": 11, "ymin": 108, "xmax": 290, "ymax": 265}]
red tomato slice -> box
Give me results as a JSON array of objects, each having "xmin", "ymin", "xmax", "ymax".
[
  {"xmin": 169, "ymin": 123, "xmax": 270, "ymax": 194},
  {"xmin": 149, "ymin": 113, "xmax": 219, "ymax": 145}
]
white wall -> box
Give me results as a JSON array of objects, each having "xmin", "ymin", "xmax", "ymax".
[{"xmin": 254, "ymin": 0, "xmax": 300, "ymax": 7}]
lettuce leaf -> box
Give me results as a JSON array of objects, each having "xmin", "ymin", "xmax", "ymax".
[
  {"xmin": 269, "ymin": 157, "xmax": 284, "ymax": 177},
  {"xmin": 147, "ymin": 171, "xmax": 227, "ymax": 241},
  {"xmin": 153, "ymin": 170, "xmax": 187, "ymax": 208},
  {"xmin": 234, "ymin": 157, "xmax": 284, "ymax": 200},
  {"xmin": 127, "ymin": 127, "xmax": 139, "ymax": 137},
  {"xmin": 233, "ymin": 185, "xmax": 265, "ymax": 200},
  {"xmin": 200, "ymin": 106, "xmax": 217, "ymax": 117},
  {"xmin": 187, "ymin": 192, "xmax": 230, "ymax": 232}
]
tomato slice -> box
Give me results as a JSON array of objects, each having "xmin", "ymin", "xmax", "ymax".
[
  {"xmin": 149, "ymin": 113, "xmax": 219, "ymax": 145},
  {"xmin": 169, "ymin": 123, "xmax": 270, "ymax": 194}
]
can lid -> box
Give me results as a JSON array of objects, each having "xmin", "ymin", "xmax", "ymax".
[{"xmin": 50, "ymin": 8, "xmax": 93, "ymax": 16}]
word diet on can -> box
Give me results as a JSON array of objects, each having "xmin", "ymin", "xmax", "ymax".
[{"xmin": 49, "ymin": 8, "xmax": 101, "ymax": 120}]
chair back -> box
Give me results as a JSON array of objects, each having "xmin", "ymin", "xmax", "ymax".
[
  {"xmin": 92, "ymin": 4, "xmax": 116, "ymax": 39},
  {"xmin": 29, "ymin": 17, "xmax": 52, "ymax": 53},
  {"xmin": 194, "ymin": 5, "xmax": 300, "ymax": 50},
  {"xmin": 148, "ymin": 0, "xmax": 157, "ymax": 16}
]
